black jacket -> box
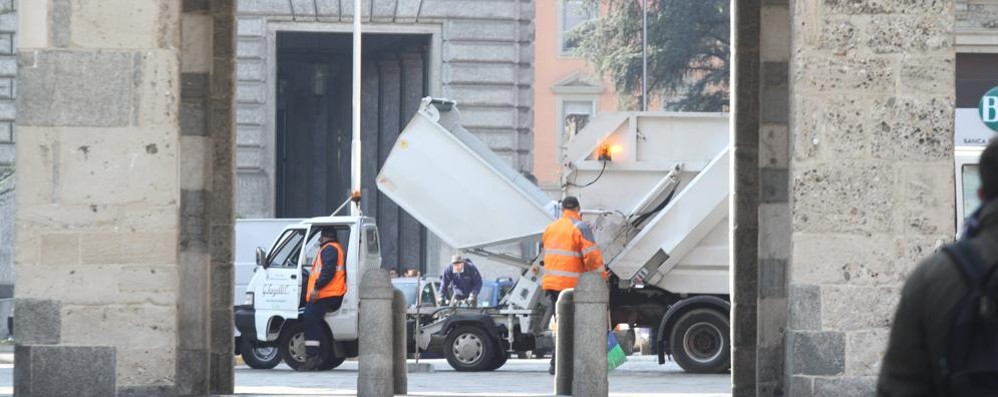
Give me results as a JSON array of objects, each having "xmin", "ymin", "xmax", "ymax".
[{"xmin": 878, "ymin": 200, "xmax": 998, "ymax": 396}]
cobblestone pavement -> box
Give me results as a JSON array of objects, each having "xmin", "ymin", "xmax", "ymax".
[
  {"xmin": 0, "ymin": 355, "xmax": 731, "ymax": 396},
  {"xmin": 229, "ymin": 355, "xmax": 731, "ymax": 396}
]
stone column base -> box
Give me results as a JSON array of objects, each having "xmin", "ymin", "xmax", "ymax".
[{"xmin": 14, "ymin": 345, "xmax": 116, "ymax": 397}]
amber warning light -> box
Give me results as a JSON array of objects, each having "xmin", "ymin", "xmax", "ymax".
[{"xmin": 598, "ymin": 144, "xmax": 623, "ymax": 161}]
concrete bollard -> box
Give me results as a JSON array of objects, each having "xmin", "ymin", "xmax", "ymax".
[
  {"xmin": 572, "ymin": 273, "xmax": 609, "ymax": 397},
  {"xmin": 554, "ymin": 289, "xmax": 575, "ymax": 396},
  {"xmin": 392, "ymin": 289, "xmax": 408, "ymax": 395},
  {"xmin": 358, "ymin": 269, "xmax": 395, "ymax": 397}
]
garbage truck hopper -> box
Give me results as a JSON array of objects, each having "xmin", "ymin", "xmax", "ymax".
[{"xmin": 376, "ymin": 98, "xmax": 558, "ymax": 249}]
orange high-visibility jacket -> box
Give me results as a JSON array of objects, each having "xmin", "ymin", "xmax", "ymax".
[
  {"xmin": 306, "ymin": 241, "xmax": 346, "ymax": 301},
  {"xmin": 541, "ymin": 210, "xmax": 605, "ymax": 292}
]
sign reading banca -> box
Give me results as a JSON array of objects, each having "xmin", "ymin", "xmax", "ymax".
[{"xmin": 956, "ymin": 86, "xmax": 998, "ymax": 147}]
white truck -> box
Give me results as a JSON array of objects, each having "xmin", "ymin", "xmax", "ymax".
[
  {"xmin": 235, "ymin": 97, "xmax": 731, "ymax": 374},
  {"xmin": 375, "ymin": 98, "xmax": 731, "ymax": 373},
  {"xmin": 234, "ymin": 214, "xmax": 382, "ymax": 370}
]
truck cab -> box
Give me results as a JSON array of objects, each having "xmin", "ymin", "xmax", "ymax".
[{"xmin": 235, "ymin": 215, "xmax": 381, "ymax": 370}]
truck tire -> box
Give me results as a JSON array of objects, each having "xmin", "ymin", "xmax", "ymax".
[
  {"xmin": 670, "ymin": 309, "xmax": 730, "ymax": 374},
  {"xmin": 487, "ymin": 350, "xmax": 509, "ymax": 371},
  {"xmin": 318, "ymin": 350, "xmax": 346, "ymax": 371},
  {"xmin": 444, "ymin": 325, "xmax": 496, "ymax": 372},
  {"xmin": 279, "ymin": 322, "xmax": 332, "ymax": 371},
  {"xmin": 239, "ymin": 337, "xmax": 281, "ymax": 369}
]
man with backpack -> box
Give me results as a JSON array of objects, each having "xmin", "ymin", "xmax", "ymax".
[{"xmin": 878, "ymin": 139, "xmax": 998, "ymax": 396}]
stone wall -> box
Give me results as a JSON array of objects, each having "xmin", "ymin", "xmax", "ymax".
[
  {"xmin": 0, "ymin": 0, "xmax": 17, "ymax": 301},
  {"xmin": 956, "ymin": 0, "xmax": 998, "ymax": 51},
  {"xmin": 233, "ymin": 0, "xmax": 535, "ymax": 218},
  {"xmin": 13, "ymin": 0, "xmax": 235, "ymax": 395},
  {"xmin": 786, "ymin": 0, "xmax": 955, "ymax": 394}
]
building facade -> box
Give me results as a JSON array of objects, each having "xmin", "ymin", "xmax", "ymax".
[
  {"xmin": 0, "ymin": 0, "xmax": 17, "ymax": 320},
  {"xmin": 531, "ymin": 0, "xmax": 616, "ymax": 189},
  {"xmin": 233, "ymin": 0, "xmax": 534, "ymax": 276}
]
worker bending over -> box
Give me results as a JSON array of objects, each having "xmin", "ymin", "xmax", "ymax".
[
  {"xmin": 300, "ymin": 228, "xmax": 346, "ymax": 371},
  {"xmin": 541, "ymin": 196, "xmax": 605, "ymax": 374},
  {"xmin": 439, "ymin": 255, "xmax": 483, "ymax": 307}
]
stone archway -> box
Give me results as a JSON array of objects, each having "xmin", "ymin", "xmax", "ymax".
[{"xmin": 11, "ymin": 0, "xmax": 957, "ymax": 396}]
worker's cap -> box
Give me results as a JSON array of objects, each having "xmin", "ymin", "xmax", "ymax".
[
  {"xmin": 320, "ymin": 227, "xmax": 338, "ymax": 239},
  {"xmin": 450, "ymin": 255, "xmax": 464, "ymax": 264},
  {"xmin": 561, "ymin": 196, "xmax": 580, "ymax": 210}
]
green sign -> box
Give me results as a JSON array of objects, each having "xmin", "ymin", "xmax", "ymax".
[{"xmin": 980, "ymin": 86, "xmax": 998, "ymax": 132}]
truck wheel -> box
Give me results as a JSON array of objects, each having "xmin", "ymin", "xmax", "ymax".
[
  {"xmin": 280, "ymin": 322, "xmax": 331, "ymax": 371},
  {"xmin": 670, "ymin": 309, "xmax": 730, "ymax": 374},
  {"xmin": 488, "ymin": 350, "xmax": 509, "ymax": 371},
  {"xmin": 318, "ymin": 350, "xmax": 346, "ymax": 371},
  {"xmin": 444, "ymin": 325, "xmax": 496, "ymax": 372},
  {"xmin": 239, "ymin": 337, "xmax": 281, "ymax": 369}
]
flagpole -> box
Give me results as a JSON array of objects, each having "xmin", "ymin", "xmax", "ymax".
[
  {"xmin": 642, "ymin": 0, "xmax": 648, "ymax": 112},
  {"xmin": 350, "ymin": 0, "xmax": 363, "ymax": 215}
]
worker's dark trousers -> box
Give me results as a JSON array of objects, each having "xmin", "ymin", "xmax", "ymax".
[
  {"xmin": 547, "ymin": 290, "xmax": 560, "ymax": 368},
  {"xmin": 303, "ymin": 296, "xmax": 343, "ymax": 357}
]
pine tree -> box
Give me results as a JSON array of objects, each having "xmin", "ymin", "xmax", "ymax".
[{"xmin": 573, "ymin": 0, "xmax": 730, "ymax": 112}]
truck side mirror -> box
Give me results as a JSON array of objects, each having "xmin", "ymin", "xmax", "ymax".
[{"xmin": 256, "ymin": 247, "xmax": 268, "ymax": 269}]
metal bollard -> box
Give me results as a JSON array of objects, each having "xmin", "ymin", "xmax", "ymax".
[
  {"xmin": 554, "ymin": 289, "xmax": 575, "ymax": 396},
  {"xmin": 392, "ymin": 289, "xmax": 408, "ymax": 395},
  {"xmin": 358, "ymin": 269, "xmax": 394, "ymax": 397},
  {"xmin": 572, "ymin": 273, "xmax": 609, "ymax": 397}
]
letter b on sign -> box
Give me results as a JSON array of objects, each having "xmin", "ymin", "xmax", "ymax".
[{"xmin": 980, "ymin": 86, "xmax": 998, "ymax": 132}]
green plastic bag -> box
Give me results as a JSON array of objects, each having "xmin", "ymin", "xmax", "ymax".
[{"xmin": 607, "ymin": 330, "xmax": 627, "ymax": 371}]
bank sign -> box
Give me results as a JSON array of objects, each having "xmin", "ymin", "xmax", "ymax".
[
  {"xmin": 956, "ymin": 86, "xmax": 998, "ymax": 147},
  {"xmin": 981, "ymin": 86, "xmax": 998, "ymax": 132}
]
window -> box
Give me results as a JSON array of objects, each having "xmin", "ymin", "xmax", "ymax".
[
  {"xmin": 267, "ymin": 229, "xmax": 306, "ymax": 269},
  {"xmin": 420, "ymin": 282, "xmax": 436, "ymax": 306},
  {"xmin": 364, "ymin": 225, "xmax": 380, "ymax": 256},
  {"xmin": 302, "ymin": 226, "xmax": 351, "ymax": 270},
  {"xmin": 556, "ymin": 98, "xmax": 597, "ymax": 161},
  {"xmin": 962, "ymin": 164, "xmax": 981, "ymax": 220},
  {"xmin": 559, "ymin": 0, "xmax": 593, "ymax": 55},
  {"xmin": 563, "ymin": 100, "xmax": 594, "ymax": 140}
]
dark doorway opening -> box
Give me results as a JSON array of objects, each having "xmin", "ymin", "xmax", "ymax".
[{"xmin": 275, "ymin": 31, "xmax": 431, "ymax": 274}]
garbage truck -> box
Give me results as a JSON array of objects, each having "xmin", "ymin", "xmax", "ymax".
[{"xmin": 375, "ymin": 98, "xmax": 731, "ymax": 373}]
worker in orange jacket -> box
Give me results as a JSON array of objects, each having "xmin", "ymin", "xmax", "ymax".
[
  {"xmin": 300, "ymin": 227, "xmax": 347, "ymax": 371},
  {"xmin": 541, "ymin": 195, "xmax": 605, "ymax": 374}
]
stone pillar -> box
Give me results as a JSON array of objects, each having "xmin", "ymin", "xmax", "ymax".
[
  {"xmin": 15, "ymin": 0, "xmax": 183, "ymax": 394},
  {"xmin": 14, "ymin": 0, "xmax": 236, "ymax": 395},
  {"xmin": 554, "ymin": 289, "xmax": 575, "ymax": 396},
  {"xmin": 756, "ymin": 1, "xmax": 791, "ymax": 396},
  {"xmin": 392, "ymin": 289, "xmax": 408, "ymax": 396},
  {"xmin": 358, "ymin": 269, "xmax": 395, "ymax": 397},
  {"xmin": 786, "ymin": 0, "xmax": 955, "ymax": 395},
  {"xmin": 207, "ymin": 1, "xmax": 237, "ymax": 393},
  {"xmin": 731, "ymin": 0, "xmax": 762, "ymax": 395},
  {"xmin": 571, "ymin": 273, "xmax": 608, "ymax": 397}
]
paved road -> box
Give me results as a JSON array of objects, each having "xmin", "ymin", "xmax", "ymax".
[
  {"xmin": 229, "ymin": 355, "xmax": 731, "ymax": 396},
  {"xmin": 0, "ymin": 356, "xmax": 730, "ymax": 396}
]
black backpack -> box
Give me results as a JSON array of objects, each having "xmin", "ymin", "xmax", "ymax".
[{"xmin": 940, "ymin": 241, "xmax": 998, "ymax": 396}]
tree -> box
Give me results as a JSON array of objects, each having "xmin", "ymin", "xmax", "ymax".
[{"xmin": 573, "ymin": 0, "xmax": 730, "ymax": 112}]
